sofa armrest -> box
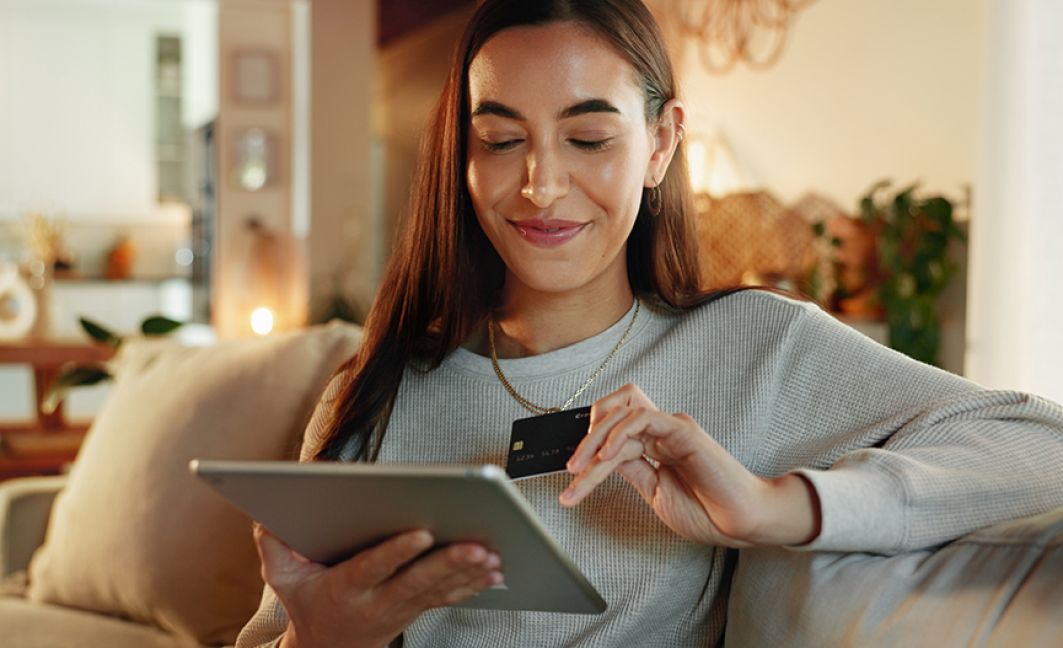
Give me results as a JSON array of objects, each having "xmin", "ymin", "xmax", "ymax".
[
  {"xmin": 0, "ymin": 475, "xmax": 67, "ymax": 579},
  {"xmin": 726, "ymin": 506, "xmax": 1063, "ymax": 647}
]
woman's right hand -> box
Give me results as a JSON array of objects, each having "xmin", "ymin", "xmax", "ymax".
[{"xmin": 253, "ymin": 524, "xmax": 503, "ymax": 648}]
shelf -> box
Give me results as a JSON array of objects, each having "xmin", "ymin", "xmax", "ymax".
[
  {"xmin": 0, "ymin": 456, "xmax": 74, "ymax": 480},
  {"xmin": 0, "ymin": 341, "xmax": 113, "ymax": 480},
  {"xmin": 54, "ymin": 276, "xmax": 192, "ymax": 285}
]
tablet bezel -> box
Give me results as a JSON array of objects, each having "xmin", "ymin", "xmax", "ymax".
[{"xmin": 190, "ymin": 460, "xmax": 607, "ymax": 614}]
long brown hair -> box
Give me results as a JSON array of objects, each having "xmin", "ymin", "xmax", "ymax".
[{"xmin": 313, "ymin": 0, "xmax": 706, "ymax": 461}]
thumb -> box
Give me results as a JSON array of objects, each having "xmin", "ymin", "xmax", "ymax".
[{"xmin": 253, "ymin": 523, "xmax": 323, "ymax": 589}]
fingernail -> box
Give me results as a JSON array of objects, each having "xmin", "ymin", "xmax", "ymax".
[{"xmin": 470, "ymin": 545, "xmax": 491, "ymax": 563}]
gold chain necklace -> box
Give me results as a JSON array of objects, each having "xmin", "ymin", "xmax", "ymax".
[{"xmin": 488, "ymin": 299, "xmax": 640, "ymax": 415}]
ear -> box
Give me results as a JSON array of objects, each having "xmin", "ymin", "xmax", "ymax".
[{"xmin": 644, "ymin": 99, "xmax": 686, "ymax": 188}]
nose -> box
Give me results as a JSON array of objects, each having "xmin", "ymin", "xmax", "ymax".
[{"xmin": 520, "ymin": 145, "xmax": 568, "ymax": 208}]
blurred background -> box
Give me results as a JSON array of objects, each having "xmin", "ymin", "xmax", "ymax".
[{"xmin": 0, "ymin": 0, "xmax": 1060, "ymax": 462}]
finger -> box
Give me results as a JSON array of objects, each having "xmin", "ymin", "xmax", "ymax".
[
  {"xmin": 335, "ymin": 529, "xmax": 434, "ymax": 590},
  {"xmin": 564, "ymin": 407, "xmax": 689, "ymax": 506},
  {"xmin": 561, "ymin": 436, "xmax": 645, "ymax": 506},
  {"xmin": 604, "ymin": 410, "xmax": 710, "ymax": 467},
  {"xmin": 418, "ymin": 548, "xmax": 504, "ymax": 608},
  {"xmin": 253, "ymin": 523, "xmax": 322, "ymax": 589},
  {"xmin": 595, "ymin": 404, "xmax": 694, "ymax": 464},
  {"xmin": 436, "ymin": 570, "xmax": 505, "ymax": 607},
  {"xmin": 570, "ymin": 385, "xmax": 658, "ymax": 474},
  {"xmin": 379, "ymin": 542, "xmax": 496, "ymax": 614},
  {"xmin": 590, "ymin": 383, "xmax": 656, "ymax": 425},
  {"xmin": 598, "ymin": 407, "xmax": 656, "ymax": 462},
  {"xmin": 567, "ymin": 404, "xmax": 631, "ymax": 474},
  {"xmin": 567, "ymin": 406, "xmax": 655, "ymax": 504},
  {"xmin": 615, "ymin": 456, "xmax": 660, "ymax": 506}
]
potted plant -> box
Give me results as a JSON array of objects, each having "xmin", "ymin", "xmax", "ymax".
[{"xmin": 858, "ymin": 180, "xmax": 966, "ymax": 366}]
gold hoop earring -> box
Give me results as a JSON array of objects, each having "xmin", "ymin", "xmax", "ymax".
[{"xmin": 646, "ymin": 184, "xmax": 663, "ymax": 217}]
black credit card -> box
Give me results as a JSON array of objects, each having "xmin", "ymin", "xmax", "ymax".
[{"xmin": 505, "ymin": 406, "xmax": 591, "ymax": 479}]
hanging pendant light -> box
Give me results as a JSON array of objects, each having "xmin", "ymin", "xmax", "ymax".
[{"xmin": 678, "ymin": 0, "xmax": 816, "ymax": 74}]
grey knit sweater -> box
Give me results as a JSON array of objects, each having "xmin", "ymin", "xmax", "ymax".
[{"xmin": 236, "ymin": 291, "xmax": 1063, "ymax": 647}]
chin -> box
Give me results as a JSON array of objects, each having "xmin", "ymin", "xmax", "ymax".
[{"xmin": 507, "ymin": 265, "xmax": 592, "ymax": 296}]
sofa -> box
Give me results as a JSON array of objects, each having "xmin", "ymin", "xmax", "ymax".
[
  {"xmin": 0, "ymin": 321, "xmax": 363, "ymax": 647},
  {"xmin": 1, "ymin": 322, "xmax": 1062, "ymax": 647}
]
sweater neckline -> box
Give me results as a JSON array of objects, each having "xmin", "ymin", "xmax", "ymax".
[{"xmin": 446, "ymin": 299, "xmax": 650, "ymax": 381}]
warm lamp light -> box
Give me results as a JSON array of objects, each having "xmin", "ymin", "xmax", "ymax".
[
  {"xmin": 213, "ymin": 217, "xmax": 308, "ymax": 339},
  {"xmin": 234, "ymin": 218, "xmax": 306, "ymax": 337},
  {"xmin": 250, "ymin": 307, "xmax": 274, "ymax": 335}
]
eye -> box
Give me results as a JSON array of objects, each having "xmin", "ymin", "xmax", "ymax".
[
  {"xmin": 480, "ymin": 139, "xmax": 522, "ymax": 153},
  {"xmin": 570, "ymin": 138, "xmax": 613, "ymax": 152}
]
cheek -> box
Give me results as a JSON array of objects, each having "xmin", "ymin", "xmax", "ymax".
[
  {"xmin": 466, "ymin": 160, "xmax": 510, "ymax": 243},
  {"xmin": 467, "ymin": 157, "xmax": 513, "ymax": 212},
  {"xmin": 576, "ymin": 150, "xmax": 646, "ymax": 219}
]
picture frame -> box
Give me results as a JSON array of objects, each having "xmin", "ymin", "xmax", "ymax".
[{"xmin": 231, "ymin": 50, "xmax": 278, "ymax": 106}]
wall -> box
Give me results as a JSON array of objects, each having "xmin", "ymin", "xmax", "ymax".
[
  {"xmin": 307, "ymin": 0, "xmax": 377, "ymax": 317},
  {"xmin": 0, "ymin": 0, "xmax": 215, "ymax": 223},
  {"xmin": 665, "ymin": 0, "xmax": 982, "ymax": 211},
  {"xmin": 374, "ymin": 6, "xmax": 475, "ymax": 265},
  {"xmin": 967, "ymin": 0, "xmax": 1063, "ymax": 403}
]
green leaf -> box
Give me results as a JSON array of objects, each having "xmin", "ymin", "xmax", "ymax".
[
  {"xmin": 866, "ymin": 179, "xmax": 892, "ymax": 198},
  {"xmin": 922, "ymin": 196, "xmax": 954, "ymax": 230},
  {"xmin": 858, "ymin": 196, "xmax": 877, "ymax": 223},
  {"xmin": 79, "ymin": 317, "xmax": 121, "ymax": 348},
  {"xmin": 42, "ymin": 365, "xmax": 112, "ymax": 415},
  {"xmin": 141, "ymin": 315, "xmax": 184, "ymax": 336}
]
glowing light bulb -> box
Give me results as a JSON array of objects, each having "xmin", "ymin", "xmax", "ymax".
[{"xmin": 250, "ymin": 307, "xmax": 274, "ymax": 335}]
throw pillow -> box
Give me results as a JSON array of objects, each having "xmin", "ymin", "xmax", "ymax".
[{"xmin": 27, "ymin": 321, "xmax": 360, "ymax": 645}]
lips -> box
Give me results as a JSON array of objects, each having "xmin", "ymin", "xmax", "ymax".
[{"xmin": 508, "ymin": 219, "xmax": 589, "ymax": 248}]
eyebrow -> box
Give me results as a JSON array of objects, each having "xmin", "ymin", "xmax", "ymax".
[{"xmin": 471, "ymin": 98, "xmax": 622, "ymax": 121}]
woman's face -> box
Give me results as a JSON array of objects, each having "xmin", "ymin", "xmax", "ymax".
[{"xmin": 466, "ymin": 22, "xmax": 665, "ymax": 302}]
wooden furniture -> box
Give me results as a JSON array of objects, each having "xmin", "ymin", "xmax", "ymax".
[{"xmin": 0, "ymin": 340, "xmax": 114, "ymax": 480}]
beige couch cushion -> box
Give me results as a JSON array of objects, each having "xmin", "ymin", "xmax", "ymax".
[
  {"xmin": 0, "ymin": 596, "xmax": 197, "ymax": 648},
  {"xmin": 26, "ymin": 322, "xmax": 360, "ymax": 646},
  {"xmin": 725, "ymin": 506, "xmax": 1063, "ymax": 646}
]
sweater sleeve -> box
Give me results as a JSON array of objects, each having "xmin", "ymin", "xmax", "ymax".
[
  {"xmin": 757, "ymin": 301, "xmax": 1063, "ymax": 555},
  {"xmin": 234, "ymin": 584, "xmax": 289, "ymax": 648}
]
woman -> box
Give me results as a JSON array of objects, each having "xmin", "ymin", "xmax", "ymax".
[{"xmin": 239, "ymin": 1, "xmax": 1063, "ymax": 646}]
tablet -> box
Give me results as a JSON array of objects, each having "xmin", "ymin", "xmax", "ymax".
[{"xmin": 190, "ymin": 460, "xmax": 606, "ymax": 614}]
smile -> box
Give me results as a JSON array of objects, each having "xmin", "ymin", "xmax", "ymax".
[{"xmin": 508, "ymin": 219, "xmax": 589, "ymax": 248}]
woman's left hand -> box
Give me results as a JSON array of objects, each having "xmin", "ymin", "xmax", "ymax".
[{"xmin": 561, "ymin": 384, "xmax": 821, "ymax": 548}]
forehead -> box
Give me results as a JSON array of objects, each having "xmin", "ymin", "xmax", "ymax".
[{"xmin": 468, "ymin": 21, "xmax": 644, "ymax": 118}]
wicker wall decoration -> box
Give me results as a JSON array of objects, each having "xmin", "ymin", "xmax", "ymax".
[{"xmin": 694, "ymin": 190, "xmax": 817, "ymax": 292}]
